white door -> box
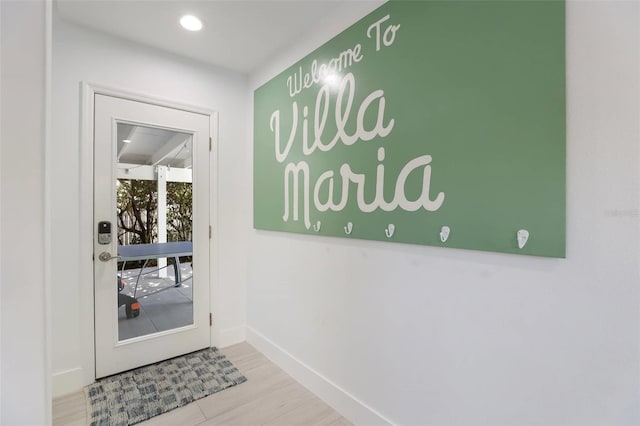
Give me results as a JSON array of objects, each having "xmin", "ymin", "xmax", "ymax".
[{"xmin": 94, "ymin": 93, "xmax": 211, "ymax": 378}]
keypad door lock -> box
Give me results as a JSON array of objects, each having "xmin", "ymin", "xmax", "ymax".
[{"xmin": 98, "ymin": 221, "xmax": 112, "ymax": 245}]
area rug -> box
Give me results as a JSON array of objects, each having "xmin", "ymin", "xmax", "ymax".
[{"xmin": 85, "ymin": 347, "xmax": 247, "ymax": 426}]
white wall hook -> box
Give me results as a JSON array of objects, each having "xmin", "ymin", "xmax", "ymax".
[
  {"xmin": 313, "ymin": 221, "xmax": 321, "ymax": 232},
  {"xmin": 385, "ymin": 224, "xmax": 395, "ymax": 238},
  {"xmin": 344, "ymin": 222, "xmax": 353, "ymax": 235},
  {"xmin": 517, "ymin": 229, "xmax": 529, "ymax": 249},
  {"xmin": 440, "ymin": 226, "xmax": 450, "ymax": 243}
]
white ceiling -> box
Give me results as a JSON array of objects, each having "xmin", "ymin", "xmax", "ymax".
[
  {"xmin": 117, "ymin": 124, "xmax": 192, "ymax": 168},
  {"xmin": 55, "ymin": 0, "xmax": 347, "ymax": 74}
]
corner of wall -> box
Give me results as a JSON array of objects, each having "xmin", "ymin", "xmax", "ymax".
[
  {"xmin": 52, "ymin": 368, "xmax": 86, "ymax": 398},
  {"xmin": 215, "ymin": 325, "xmax": 247, "ymax": 349}
]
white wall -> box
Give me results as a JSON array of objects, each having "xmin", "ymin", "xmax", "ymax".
[
  {"xmin": 247, "ymin": 1, "xmax": 640, "ymax": 425},
  {"xmin": 51, "ymin": 15, "xmax": 250, "ymax": 396},
  {"xmin": 0, "ymin": 0, "xmax": 50, "ymax": 424}
]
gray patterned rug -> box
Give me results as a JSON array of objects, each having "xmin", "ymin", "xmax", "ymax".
[{"xmin": 85, "ymin": 347, "xmax": 247, "ymax": 426}]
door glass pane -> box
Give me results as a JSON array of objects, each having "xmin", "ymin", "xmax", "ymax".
[{"xmin": 115, "ymin": 123, "xmax": 194, "ymax": 341}]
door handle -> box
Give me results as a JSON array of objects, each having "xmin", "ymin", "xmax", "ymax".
[{"xmin": 98, "ymin": 252, "xmax": 121, "ymax": 262}]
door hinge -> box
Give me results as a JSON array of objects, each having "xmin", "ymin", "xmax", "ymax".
[
  {"xmin": 209, "ymin": 313, "xmax": 213, "ymax": 326},
  {"xmin": 209, "ymin": 226, "xmax": 212, "ymax": 239},
  {"xmin": 209, "ymin": 137, "xmax": 212, "ymax": 151}
]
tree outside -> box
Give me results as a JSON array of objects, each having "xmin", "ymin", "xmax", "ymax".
[
  {"xmin": 117, "ymin": 179, "xmax": 192, "ymax": 246},
  {"xmin": 166, "ymin": 181, "xmax": 192, "ymax": 242}
]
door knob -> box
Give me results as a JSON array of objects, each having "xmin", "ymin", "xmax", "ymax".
[{"xmin": 98, "ymin": 252, "xmax": 121, "ymax": 262}]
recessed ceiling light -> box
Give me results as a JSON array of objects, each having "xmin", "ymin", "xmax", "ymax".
[
  {"xmin": 180, "ymin": 15, "xmax": 203, "ymax": 32},
  {"xmin": 122, "ymin": 139, "xmax": 131, "ymax": 143}
]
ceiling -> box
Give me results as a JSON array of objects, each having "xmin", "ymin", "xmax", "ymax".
[
  {"xmin": 117, "ymin": 124, "xmax": 192, "ymax": 168},
  {"xmin": 55, "ymin": 0, "xmax": 347, "ymax": 74}
]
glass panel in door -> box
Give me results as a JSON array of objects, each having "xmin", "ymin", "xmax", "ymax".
[{"xmin": 115, "ymin": 123, "xmax": 194, "ymax": 341}]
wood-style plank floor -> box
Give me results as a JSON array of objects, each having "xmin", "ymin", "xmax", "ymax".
[{"xmin": 52, "ymin": 342, "xmax": 352, "ymax": 426}]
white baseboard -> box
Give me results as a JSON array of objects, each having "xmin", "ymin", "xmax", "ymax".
[
  {"xmin": 54, "ymin": 327, "xmax": 393, "ymax": 424},
  {"xmin": 52, "ymin": 367, "xmax": 85, "ymax": 398},
  {"xmin": 215, "ymin": 325, "xmax": 246, "ymax": 348},
  {"xmin": 246, "ymin": 326, "xmax": 393, "ymax": 426}
]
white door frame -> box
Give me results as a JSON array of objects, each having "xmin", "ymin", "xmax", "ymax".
[{"xmin": 79, "ymin": 82, "xmax": 219, "ymax": 384}]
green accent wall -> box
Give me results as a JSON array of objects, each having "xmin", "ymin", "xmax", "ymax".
[{"xmin": 254, "ymin": 0, "xmax": 566, "ymax": 258}]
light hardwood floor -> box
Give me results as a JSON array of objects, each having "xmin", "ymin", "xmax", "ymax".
[{"xmin": 52, "ymin": 343, "xmax": 352, "ymax": 426}]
